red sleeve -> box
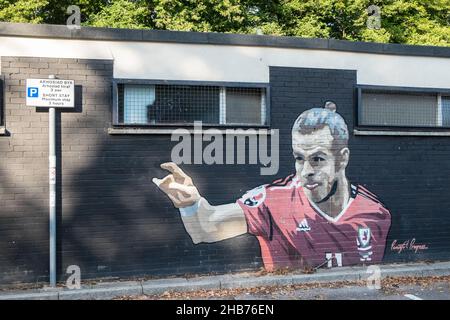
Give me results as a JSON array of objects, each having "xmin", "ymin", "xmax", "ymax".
[{"xmin": 236, "ymin": 185, "xmax": 271, "ymax": 239}]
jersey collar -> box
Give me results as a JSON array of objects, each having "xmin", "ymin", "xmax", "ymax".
[{"xmin": 304, "ymin": 184, "xmax": 357, "ymax": 223}]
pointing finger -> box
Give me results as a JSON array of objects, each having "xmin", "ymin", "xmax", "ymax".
[
  {"xmin": 153, "ymin": 174, "xmax": 174, "ymax": 191},
  {"xmin": 152, "ymin": 177, "xmax": 162, "ymax": 187}
]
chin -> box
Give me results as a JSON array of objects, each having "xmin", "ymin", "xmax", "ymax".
[
  {"xmin": 310, "ymin": 194, "xmax": 323, "ymax": 203},
  {"xmin": 304, "ymin": 188, "xmax": 327, "ymax": 203},
  {"xmin": 303, "ymin": 189, "xmax": 318, "ymax": 201}
]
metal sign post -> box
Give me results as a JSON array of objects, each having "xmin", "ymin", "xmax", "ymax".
[
  {"xmin": 48, "ymin": 73, "xmax": 57, "ymax": 287},
  {"xmin": 49, "ymin": 102, "xmax": 56, "ymax": 287},
  {"xmin": 26, "ymin": 75, "xmax": 75, "ymax": 287}
]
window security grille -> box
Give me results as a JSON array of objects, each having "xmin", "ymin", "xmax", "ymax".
[
  {"xmin": 359, "ymin": 90, "xmax": 450, "ymax": 128},
  {"xmin": 116, "ymin": 83, "xmax": 267, "ymax": 126}
]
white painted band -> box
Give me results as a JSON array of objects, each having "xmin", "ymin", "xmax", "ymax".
[{"xmin": 179, "ymin": 201, "xmax": 200, "ymax": 217}]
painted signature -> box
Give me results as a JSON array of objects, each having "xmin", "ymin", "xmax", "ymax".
[{"xmin": 391, "ymin": 238, "xmax": 429, "ymax": 254}]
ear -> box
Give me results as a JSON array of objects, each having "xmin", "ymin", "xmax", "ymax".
[{"xmin": 338, "ymin": 147, "xmax": 350, "ymax": 170}]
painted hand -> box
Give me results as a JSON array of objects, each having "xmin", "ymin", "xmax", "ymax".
[{"xmin": 152, "ymin": 162, "xmax": 201, "ymax": 208}]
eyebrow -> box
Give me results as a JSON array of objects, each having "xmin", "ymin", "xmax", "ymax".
[
  {"xmin": 293, "ymin": 149, "xmax": 330, "ymax": 159},
  {"xmin": 310, "ymin": 151, "xmax": 328, "ymax": 158}
]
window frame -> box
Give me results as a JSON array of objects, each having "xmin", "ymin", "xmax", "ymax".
[
  {"xmin": 356, "ymin": 85, "xmax": 450, "ymax": 132},
  {"xmin": 112, "ymin": 79, "xmax": 270, "ymax": 128},
  {"xmin": 0, "ymin": 74, "xmax": 4, "ymax": 127}
]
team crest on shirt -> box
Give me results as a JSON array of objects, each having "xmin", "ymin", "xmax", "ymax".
[
  {"xmin": 241, "ymin": 185, "xmax": 266, "ymax": 208},
  {"xmin": 357, "ymin": 227, "xmax": 373, "ymax": 262},
  {"xmin": 357, "ymin": 227, "xmax": 371, "ymax": 248}
]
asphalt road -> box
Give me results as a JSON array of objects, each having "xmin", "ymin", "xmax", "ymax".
[{"xmin": 130, "ymin": 276, "xmax": 450, "ymax": 300}]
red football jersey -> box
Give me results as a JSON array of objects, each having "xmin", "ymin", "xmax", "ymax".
[{"xmin": 236, "ymin": 175, "xmax": 391, "ymax": 271}]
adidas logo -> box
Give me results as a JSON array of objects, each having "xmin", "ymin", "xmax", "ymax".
[{"xmin": 296, "ymin": 219, "xmax": 311, "ymax": 232}]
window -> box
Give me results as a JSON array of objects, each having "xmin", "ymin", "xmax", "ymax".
[
  {"xmin": 225, "ymin": 87, "xmax": 266, "ymax": 125},
  {"xmin": 442, "ymin": 96, "xmax": 450, "ymax": 127},
  {"xmin": 114, "ymin": 81, "xmax": 268, "ymax": 126},
  {"xmin": 358, "ymin": 87, "xmax": 450, "ymax": 128}
]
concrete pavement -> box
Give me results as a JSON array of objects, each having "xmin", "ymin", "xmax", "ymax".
[{"xmin": 1, "ymin": 261, "xmax": 449, "ymax": 300}]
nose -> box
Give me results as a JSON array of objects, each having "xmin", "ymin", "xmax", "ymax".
[{"xmin": 301, "ymin": 161, "xmax": 315, "ymax": 179}]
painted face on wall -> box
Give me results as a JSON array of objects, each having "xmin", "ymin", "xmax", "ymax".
[{"xmin": 292, "ymin": 126, "xmax": 346, "ymax": 203}]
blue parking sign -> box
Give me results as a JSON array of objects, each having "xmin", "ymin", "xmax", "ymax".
[{"xmin": 27, "ymin": 87, "xmax": 39, "ymax": 98}]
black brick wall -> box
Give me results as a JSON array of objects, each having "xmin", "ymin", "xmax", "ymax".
[
  {"xmin": 1, "ymin": 59, "xmax": 449, "ymax": 286},
  {"xmin": 0, "ymin": 56, "xmax": 263, "ymax": 286},
  {"xmin": 0, "ymin": 57, "xmax": 115, "ymax": 285}
]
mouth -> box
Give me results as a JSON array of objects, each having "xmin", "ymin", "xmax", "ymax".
[{"xmin": 304, "ymin": 183, "xmax": 319, "ymax": 190}]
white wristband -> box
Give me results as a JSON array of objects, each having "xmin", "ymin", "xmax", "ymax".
[{"xmin": 179, "ymin": 200, "xmax": 200, "ymax": 217}]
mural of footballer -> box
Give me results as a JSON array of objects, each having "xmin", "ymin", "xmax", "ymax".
[{"xmin": 153, "ymin": 102, "xmax": 391, "ymax": 271}]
